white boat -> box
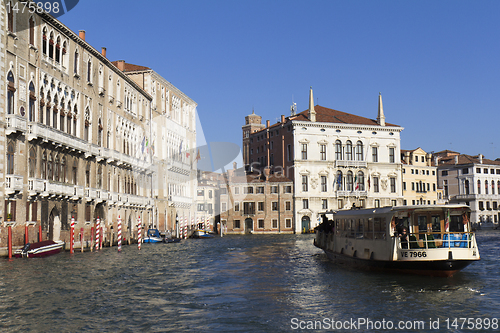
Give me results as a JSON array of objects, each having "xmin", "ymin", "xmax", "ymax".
[
  {"xmin": 314, "ymin": 205, "xmax": 480, "ymax": 277},
  {"xmin": 14, "ymin": 240, "xmax": 65, "ymax": 258}
]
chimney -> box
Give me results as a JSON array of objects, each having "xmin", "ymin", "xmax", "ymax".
[
  {"xmin": 264, "ymin": 167, "xmax": 271, "ymax": 180},
  {"xmin": 404, "ymin": 151, "xmax": 410, "ymax": 164},
  {"xmin": 427, "ymin": 153, "xmax": 432, "ymax": 166},
  {"xmin": 281, "ymin": 115, "xmax": 285, "ymax": 123},
  {"xmin": 233, "ymin": 162, "xmax": 237, "ymax": 170},
  {"xmin": 101, "ymin": 47, "xmax": 107, "ymax": 58},
  {"xmin": 116, "ymin": 60, "xmax": 125, "ymax": 71},
  {"xmin": 377, "ymin": 92, "xmax": 386, "ymax": 126},
  {"xmin": 454, "ymin": 155, "xmax": 459, "ymax": 165},
  {"xmin": 79, "ymin": 30, "xmax": 86, "ymax": 41},
  {"xmin": 479, "ymin": 154, "xmax": 483, "ymax": 164},
  {"xmin": 266, "ymin": 120, "xmax": 270, "ymax": 128}
]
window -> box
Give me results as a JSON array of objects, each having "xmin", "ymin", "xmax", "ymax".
[
  {"xmin": 390, "ymin": 177, "xmax": 396, "ymax": 193},
  {"xmin": 87, "ymin": 58, "xmax": 92, "ymax": 83},
  {"xmin": 478, "ymin": 180, "xmax": 481, "ymax": 195},
  {"xmin": 5, "ymin": 200, "xmax": 16, "ymax": 221},
  {"xmin": 72, "ymin": 158, "xmax": 78, "ymax": 185},
  {"xmin": 272, "ymin": 219, "xmax": 278, "ymax": 229},
  {"xmin": 372, "ymin": 146, "xmax": 378, "ymax": 162},
  {"xmin": 442, "ymin": 170, "xmax": 448, "ymax": 176},
  {"xmin": 303, "ymin": 199, "xmax": 309, "ymax": 209},
  {"xmin": 374, "ymin": 199, "xmax": 380, "ymax": 208},
  {"xmin": 336, "ymin": 171, "xmax": 343, "ymax": 190},
  {"xmin": 476, "ymin": 168, "xmax": 481, "ymax": 173},
  {"xmin": 234, "ymin": 202, "xmax": 240, "ymax": 212},
  {"xmin": 197, "ymin": 204, "xmax": 204, "ymax": 211},
  {"xmin": 389, "ymin": 148, "xmax": 395, "ymax": 163},
  {"xmin": 7, "ymin": 142, "xmax": 15, "ymax": 175},
  {"xmin": 197, "ymin": 189, "xmax": 204, "ymax": 196},
  {"xmin": 373, "ymin": 176, "xmax": 379, "ymax": 193},
  {"xmin": 272, "ymin": 202, "xmax": 278, "ymax": 211},
  {"xmin": 284, "ymin": 186, "xmax": 292, "ymax": 193},
  {"xmin": 47, "ymin": 153, "xmax": 53, "ymax": 180},
  {"xmin": 302, "ymin": 175, "xmax": 308, "ymax": 192},
  {"xmin": 271, "ymin": 186, "xmax": 278, "ymax": 194},
  {"xmin": 258, "ymin": 219, "xmax": 264, "ymax": 229},
  {"xmin": 462, "ymin": 168, "xmax": 469, "ymax": 174},
  {"xmin": 285, "ymin": 219, "xmax": 292, "ymax": 228},
  {"xmin": 345, "ymin": 141, "xmax": 353, "ymax": 160},
  {"xmin": 357, "ymin": 171, "xmax": 365, "ymax": 191},
  {"xmin": 234, "ymin": 187, "xmax": 240, "ymax": 194},
  {"xmin": 85, "ymin": 162, "xmax": 91, "ymax": 187},
  {"xmin": 243, "ymin": 202, "xmax": 255, "ymax": 215},
  {"xmin": 29, "ymin": 148, "xmax": 36, "ymax": 178},
  {"xmin": 27, "ymin": 201, "xmax": 37, "ymax": 223},
  {"xmin": 7, "ymin": 71, "xmax": 15, "ymax": 115},
  {"xmin": 29, "ymin": 16, "xmax": 35, "ymax": 45},
  {"xmin": 234, "ymin": 220, "xmax": 240, "ymax": 229},
  {"xmin": 321, "ymin": 176, "xmax": 327, "ymax": 192},
  {"xmin": 335, "ymin": 140, "xmax": 342, "ymax": 160},
  {"xmin": 485, "ymin": 180, "xmax": 489, "ymax": 194},
  {"xmin": 320, "ymin": 144, "xmax": 326, "ymax": 160},
  {"xmin": 356, "ymin": 141, "xmax": 363, "ymax": 161},
  {"xmin": 222, "ymin": 202, "xmax": 227, "ymax": 212},
  {"xmin": 258, "ymin": 202, "xmax": 264, "ymax": 211},
  {"xmin": 28, "ymin": 82, "xmax": 36, "ymax": 121},
  {"xmin": 285, "ymin": 201, "xmax": 291, "ymax": 210},
  {"xmin": 244, "ymin": 186, "xmax": 254, "ymax": 194},
  {"xmin": 48, "ymin": 32, "xmax": 54, "ymax": 59},
  {"xmin": 74, "ymin": 49, "xmax": 79, "ymax": 75},
  {"xmin": 322, "ymin": 199, "xmax": 328, "ymax": 209},
  {"xmin": 346, "ymin": 171, "xmax": 353, "ymax": 191},
  {"xmin": 301, "ymin": 143, "xmax": 307, "ymax": 160},
  {"xmin": 61, "ymin": 157, "xmax": 66, "ymax": 183},
  {"xmin": 256, "ymin": 186, "xmax": 264, "ymax": 194}
]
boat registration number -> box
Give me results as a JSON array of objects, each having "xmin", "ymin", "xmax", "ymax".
[{"xmin": 401, "ymin": 251, "xmax": 427, "ymax": 258}]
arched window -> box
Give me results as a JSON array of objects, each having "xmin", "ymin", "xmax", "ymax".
[
  {"xmin": 335, "ymin": 140, "xmax": 342, "ymax": 160},
  {"xmin": 465, "ymin": 179, "xmax": 470, "ymax": 195},
  {"xmin": 345, "ymin": 141, "xmax": 353, "ymax": 160},
  {"xmin": 53, "ymin": 96, "xmax": 58, "ymax": 129},
  {"xmin": 42, "ymin": 28, "xmax": 48, "ymax": 55},
  {"xmin": 97, "ymin": 119, "xmax": 103, "ymax": 146},
  {"xmin": 346, "ymin": 171, "xmax": 353, "ymax": 191},
  {"xmin": 336, "ymin": 170, "xmax": 343, "ymax": 191},
  {"xmin": 29, "ymin": 147, "xmax": 36, "ymax": 178},
  {"xmin": 97, "ymin": 165, "xmax": 102, "ymax": 188},
  {"xmin": 41, "ymin": 151, "xmax": 47, "ymax": 179},
  {"xmin": 55, "ymin": 36, "xmax": 61, "ymax": 63},
  {"xmin": 85, "ymin": 162, "xmax": 91, "ymax": 187},
  {"xmin": 356, "ymin": 141, "xmax": 363, "ymax": 161},
  {"xmin": 29, "ymin": 16, "xmax": 35, "ymax": 45},
  {"xmin": 485, "ymin": 180, "xmax": 489, "ymax": 194},
  {"xmin": 492, "ymin": 181, "xmax": 495, "ymax": 195},
  {"xmin": 45, "ymin": 92, "xmax": 51, "ymax": 126},
  {"xmin": 87, "ymin": 59, "xmax": 92, "ymax": 83},
  {"xmin": 48, "ymin": 32, "xmax": 54, "ymax": 59},
  {"xmin": 73, "ymin": 105, "xmax": 78, "ymax": 136},
  {"xmin": 357, "ymin": 171, "xmax": 365, "ymax": 191},
  {"xmin": 54, "ymin": 155, "xmax": 60, "ymax": 181},
  {"xmin": 7, "ymin": 71, "xmax": 15, "ymax": 115},
  {"xmin": 61, "ymin": 41, "xmax": 67, "ymax": 68},
  {"xmin": 7, "ymin": 142, "xmax": 15, "ymax": 175},
  {"xmin": 59, "ymin": 98, "xmax": 65, "ymax": 132},
  {"xmin": 477, "ymin": 180, "xmax": 481, "ymax": 195},
  {"xmin": 61, "ymin": 156, "xmax": 66, "ymax": 183},
  {"xmin": 74, "ymin": 49, "xmax": 79, "ymax": 75},
  {"xmin": 72, "ymin": 158, "xmax": 78, "ymax": 185},
  {"xmin": 47, "ymin": 153, "xmax": 53, "ymax": 180},
  {"xmin": 29, "ymin": 82, "xmax": 36, "ymax": 121}
]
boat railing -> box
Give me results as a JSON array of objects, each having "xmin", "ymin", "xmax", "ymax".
[{"xmin": 398, "ymin": 232, "xmax": 476, "ymax": 250}]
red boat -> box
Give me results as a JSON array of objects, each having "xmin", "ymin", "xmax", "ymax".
[{"xmin": 14, "ymin": 240, "xmax": 65, "ymax": 258}]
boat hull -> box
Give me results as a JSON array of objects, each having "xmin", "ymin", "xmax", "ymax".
[
  {"xmin": 143, "ymin": 237, "xmax": 163, "ymax": 243},
  {"xmin": 14, "ymin": 240, "xmax": 64, "ymax": 258},
  {"xmin": 315, "ymin": 240, "xmax": 474, "ymax": 277}
]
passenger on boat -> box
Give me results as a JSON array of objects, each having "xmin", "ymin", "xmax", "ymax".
[{"xmin": 400, "ymin": 228, "xmax": 408, "ymax": 249}]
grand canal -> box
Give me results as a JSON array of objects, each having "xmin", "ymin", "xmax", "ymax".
[{"xmin": 0, "ymin": 231, "xmax": 499, "ymax": 332}]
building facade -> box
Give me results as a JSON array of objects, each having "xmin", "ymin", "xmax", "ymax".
[
  {"xmin": 219, "ymin": 167, "xmax": 294, "ymax": 234},
  {"xmin": 113, "ymin": 61, "xmax": 198, "ymax": 237},
  {"xmin": 244, "ymin": 89, "xmax": 404, "ymax": 233},
  {"xmin": 435, "ymin": 151, "xmax": 500, "ymax": 227},
  {"xmin": 401, "ymin": 148, "xmax": 438, "ymax": 205}
]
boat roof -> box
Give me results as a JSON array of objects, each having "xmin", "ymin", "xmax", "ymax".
[{"xmin": 325, "ymin": 204, "xmax": 470, "ymax": 217}]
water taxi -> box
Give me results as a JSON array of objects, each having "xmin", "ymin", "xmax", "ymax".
[
  {"xmin": 143, "ymin": 229, "xmax": 164, "ymax": 243},
  {"xmin": 314, "ymin": 205, "xmax": 480, "ymax": 277}
]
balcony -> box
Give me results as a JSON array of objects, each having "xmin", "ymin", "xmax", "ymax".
[
  {"xmin": 28, "ymin": 123, "xmax": 88, "ymax": 153},
  {"xmin": 28, "ymin": 178, "xmax": 45, "ymax": 196},
  {"xmin": 337, "ymin": 190, "xmax": 368, "ymax": 197},
  {"xmin": 85, "ymin": 187, "xmax": 97, "ymax": 201},
  {"xmin": 95, "ymin": 189, "xmax": 108, "ymax": 203},
  {"xmin": 455, "ymin": 193, "xmax": 499, "ymax": 201},
  {"xmin": 72, "ymin": 185, "xmax": 84, "ymax": 200},
  {"xmin": 6, "ymin": 114, "xmax": 27, "ymax": 135},
  {"xmin": 5, "ymin": 175, "xmax": 23, "ymax": 194},
  {"xmin": 168, "ymin": 160, "xmax": 191, "ymax": 176},
  {"xmin": 335, "ymin": 160, "xmax": 367, "ymax": 168}
]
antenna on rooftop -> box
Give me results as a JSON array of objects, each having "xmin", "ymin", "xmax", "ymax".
[{"xmin": 290, "ymin": 95, "xmax": 297, "ymax": 116}]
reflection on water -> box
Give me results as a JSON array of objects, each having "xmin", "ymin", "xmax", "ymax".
[{"xmin": 0, "ymin": 231, "xmax": 498, "ymax": 332}]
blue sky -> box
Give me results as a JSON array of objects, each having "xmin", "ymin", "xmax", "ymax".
[{"xmin": 60, "ymin": 0, "xmax": 500, "ymax": 161}]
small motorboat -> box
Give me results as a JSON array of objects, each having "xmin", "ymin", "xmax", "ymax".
[
  {"xmin": 165, "ymin": 237, "xmax": 181, "ymax": 243},
  {"xmin": 143, "ymin": 229, "xmax": 164, "ymax": 243},
  {"xmin": 191, "ymin": 229, "xmax": 214, "ymax": 239},
  {"xmin": 14, "ymin": 240, "xmax": 65, "ymax": 258}
]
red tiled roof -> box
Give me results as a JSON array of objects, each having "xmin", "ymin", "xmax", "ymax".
[
  {"xmin": 438, "ymin": 154, "xmax": 500, "ymax": 166},
  {"xmin": 111, "ymin": 61, "xmax": 150, "ymax": 72},
  {"xmin": 290, "ymin": 105, "xmax": 400, "ymax": 127}
]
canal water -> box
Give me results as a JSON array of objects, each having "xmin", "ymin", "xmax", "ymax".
[{"xmin": 0, "ymin": 231, "xmax": 499, "ymax": 332}]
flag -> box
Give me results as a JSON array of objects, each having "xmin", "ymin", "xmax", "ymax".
[
  {"xmin": 186, "ymin": 142, "xmax": 190, "ymax": 158},
  {"xmin": 354, "ymin": 175, "xmax": 358, "ymax": 191},
  {"xmin": 445, "ymin": 210, "xmax": 450, "ymax": 232}
]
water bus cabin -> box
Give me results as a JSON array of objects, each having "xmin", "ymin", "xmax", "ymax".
[{"xmin": 314, "ymin": 205, "xmax": 480, "ymax": 277}]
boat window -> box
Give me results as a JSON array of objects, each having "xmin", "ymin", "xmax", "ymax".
[
  {"xmin": 349, "ymin": 219, "xmax": 356, "ymax": 238},
  {"xmin": 356, "ymin": 219, "xmax": 363, "ymax": 238},
  {"xmin": 374, "ymin": 218, "xmax": 386, "ymax": 240},
  {"xmin": 449, "ymin": 215, "xmax": 465, "ymax": 232},
  {"xmin": 364, "ymin": 218, "xmax": 373, "ymax": 239},
  {"xmin": 431, "ymin": 215, "xmax": 441, "ymax": 235},
  {"xmin": 418, "ymin": 216, "xmax": 427, "ymax": 234}
]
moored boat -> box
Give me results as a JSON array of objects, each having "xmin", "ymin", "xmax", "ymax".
[
  {"xmin": 314, "ymin": 205, "xmax": 480, "ymax": 277},
  {"xmin": 14, "ymin": 240, "xmax": 65, "ymax": 258},
  {"xmin": 143, "ymin": 229, "xmax": 164, "ymax": 243}
]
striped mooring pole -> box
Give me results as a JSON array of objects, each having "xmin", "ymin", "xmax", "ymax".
[
  {"xmin": 138, "ymin": 216, "xmax": 142, "ymax": 250},
  {"xmin": 70, "ymin": 216, "xmax": 75, "ymax": 254},
  {"xmin": 117, "ymin": 215, "xmax": 122, "ymax": 252},
  {"xmin": 95, "ymin": 217, "xmax": 100, "ymax": 251}
]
